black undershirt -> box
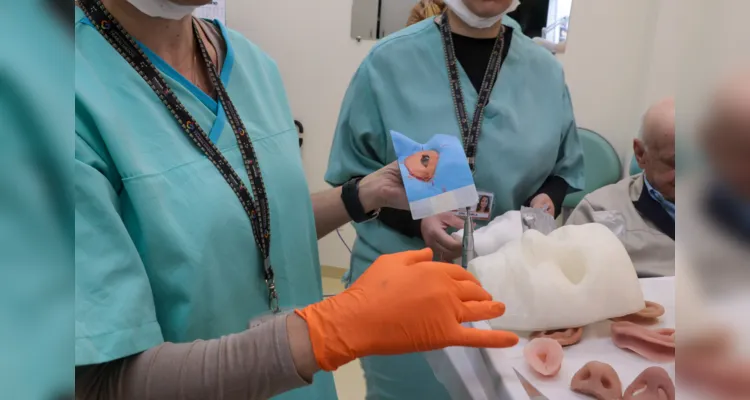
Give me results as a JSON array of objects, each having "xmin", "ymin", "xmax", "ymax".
[
  {"xmin": 377, "ymin": 26, "xmax": 570, "ymax": 238},
  {"xmin": 450, "ymin": 29, "xmax": 512, "ymax": 92}
]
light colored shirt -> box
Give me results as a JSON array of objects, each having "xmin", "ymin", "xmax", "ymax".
[{"xmin": 566, "ymin": 174, "xmax": 675, "ymax": 277}]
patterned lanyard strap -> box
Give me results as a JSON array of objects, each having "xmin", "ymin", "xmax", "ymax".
[
  {"xmin": 438, "ymin": 11, "xmax": 505, "ymax": 173},
  {"xmin": 79, "ymin": 0, "xmax": 280, "ymax": 313}
]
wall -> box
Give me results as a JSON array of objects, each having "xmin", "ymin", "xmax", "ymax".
[
  {"xmin": 227, "ymin": 0, "xmax": 371, "ymax": 269},
  {"xmin": 560, "ymin": 0, "xmax": 662, "ymax": 170}
]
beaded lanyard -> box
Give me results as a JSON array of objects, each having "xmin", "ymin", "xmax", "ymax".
[
  {"xmin": 437, "ymin": 12, "xmax": 506, "ymax": 268},
  {"xmin": 437, "ymin": 11, "xmax": 506, "ymax": 172}
]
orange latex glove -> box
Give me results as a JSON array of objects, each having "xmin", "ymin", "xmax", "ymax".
[{"xmin": 295, "ymin": 248, "xmax": 519, "ymax": 371}]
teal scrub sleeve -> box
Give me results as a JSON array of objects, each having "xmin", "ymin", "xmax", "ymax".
[
  {"xmin": 75, "ymin": 134, "xmax": 164, "ymax": 366},
  {"xmin": 324, "ymin": 62, "xmax": 387, "ymax": 186},
  {"xmin": 552, "ymin": 85, "xmax": 585, "ymax": 192}
]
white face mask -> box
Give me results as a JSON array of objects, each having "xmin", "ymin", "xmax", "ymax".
[
  {"xmin": 126, "ymin": 0, "xmax": 202, "ymax": 20},
  {"xmin": 443, "ymin": 0, "xmax": 521, "ymax": 29}
]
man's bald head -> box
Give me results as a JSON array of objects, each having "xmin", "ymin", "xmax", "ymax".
[
  {"xmin": 639, "ymin": 97, "xmax": 676, "ymax": 150},
  {"xmin": 702, "ymin": 69, "xmax": 750, "ymax": 199},
  {"xmin": 635, "ymin": 97, "xmax": 676, "ymax": 201}
]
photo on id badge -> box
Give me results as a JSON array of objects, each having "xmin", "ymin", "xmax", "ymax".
[{"xmin": 456, "ymin": 191, "xmax": 494, "ymax": 221}]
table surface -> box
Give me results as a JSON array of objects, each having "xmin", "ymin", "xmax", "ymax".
[{"xmin": 485, "ymin": 277, "xmax": 675, "ymax": 399}]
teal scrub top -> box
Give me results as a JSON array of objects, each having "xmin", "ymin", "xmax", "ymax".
[
  {"xmin": 1, "ymin": 2, "xmax": 73, "ymax": 398},
  {"xmin": 325, "ymin": 17, "xmax": 584, "ymax": 400},
  {"xmin": 74, "ymin": 9, "xmax": 336, "ymax": 400}
]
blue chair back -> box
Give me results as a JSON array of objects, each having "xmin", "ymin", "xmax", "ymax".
[{"xmin": 562, "ymin": 128, "xmax": 622, "ymax": 209}]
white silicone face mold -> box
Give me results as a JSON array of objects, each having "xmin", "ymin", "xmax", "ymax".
[{"xmin": 469, "ymin": 223, "xmax": 645, "ymax": 331}]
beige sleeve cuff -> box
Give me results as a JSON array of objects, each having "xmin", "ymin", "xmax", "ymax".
[{"xmin": 76, "ymin": 313, "xmax": 310, "ymax": 400}]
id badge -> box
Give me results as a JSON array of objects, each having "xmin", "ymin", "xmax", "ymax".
[{"xmin": 455, "ymin": 191, "xmax": 494, "ymax": 221}]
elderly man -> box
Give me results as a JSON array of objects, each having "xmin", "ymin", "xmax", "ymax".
[{"xmin": 567, "ymin": 98, "xmax": 675, "ymax": 277}]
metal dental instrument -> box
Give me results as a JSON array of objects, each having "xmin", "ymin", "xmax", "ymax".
[
  {"xmin": 460, "ymin": 207, "xmax": 476, "ymax": 269},
  {"xmin": 513, "ymin": 367, "xmax": 549, "ymax": 400}
]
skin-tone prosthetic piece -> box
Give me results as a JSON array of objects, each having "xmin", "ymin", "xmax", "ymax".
[
  {"xmin": 623, "ymin": 366, "xmax": 675, "ymax": 400},
  {"xmin": 523, "ymin": 338, "xmax": 564, "ymax": 377},
  {"xmin": 530, "ymin": 327, "xmax": 584, "ymax": 347},
  {"xmin": 611, "ymin": 301, "xmax": 665, "ymax": 325},
  {"xmin": 610, "ymin": 321, "xmax": 675, "ymax": 363},
  {"xmin": 570, "ymin": 361, "xmax": 623, "ymax": 400}
]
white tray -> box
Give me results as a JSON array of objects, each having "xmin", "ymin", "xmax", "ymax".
[{"xmin": 485, "ymin": 277, "xmax": 675, "ymax": 399}]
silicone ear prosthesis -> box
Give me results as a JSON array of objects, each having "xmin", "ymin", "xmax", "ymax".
[
  {"xmin": 523, "ymin": 338, "xmax": 564, "ymax": 377},
  {"xmin": 530, "ymin": 327, "xmax": 584, "ymax": 347},
  {"xmin": 610, "ymin": 321, "xmax": 675, "ymax": 363},
  {"xmin": 570, "ymin": 361, "xmax": 623, "ymax": 400},
  {"xmin": 611, "ymin": 301, "xmax": 665, "ymax": 325},
  {"xmin": 623, "ymin": 367, "xmax": 675, "ymax": 400}
]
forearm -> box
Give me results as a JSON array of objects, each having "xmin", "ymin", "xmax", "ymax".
[
  {"xmin": 76, "ymin": 314, "xmax": 318, "ymax": 400},
  {"xmin": 311, "ymin": 176, "xmax": 382, "ymax": 239}
]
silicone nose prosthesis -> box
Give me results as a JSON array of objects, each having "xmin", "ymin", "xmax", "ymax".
[
  {"xmin": 404, "ymin": 150, "xmax": 439, "ymax": 182},
  {"xmin": 623, "ymin": 367, "xmax": 675, "ymax": 400},
  {"xmin": 571, "ymin": 361, "xmax": 623, "ymax": 400},
  {"xmin": 530, "ymin": 327, "xmax": 584, "ymax": 347},
  {"xmin": 610, "ymin": 321, "xmax": 675, "ymax": 363},
  {"xmin": 523, "ymin": 338, "xmax": 564, "ymax": 376}
]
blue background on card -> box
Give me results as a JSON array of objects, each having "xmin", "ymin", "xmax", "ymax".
[{"xmin": 391, "ymin": 131, "xmax": 475, "ymax": 203}]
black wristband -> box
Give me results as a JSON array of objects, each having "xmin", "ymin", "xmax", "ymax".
[{"xmin": 341, "ymin": 177, "xmax": 378, "ymax": 223}]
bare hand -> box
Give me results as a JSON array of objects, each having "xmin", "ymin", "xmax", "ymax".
[
  {"xmin": 359, "ymin": 162, "xmax": 407, "ymax": 211},
  {"xmin": 530, "ymin": 193, "xmax": 555, "ymax": 217},
  {"xmin": 421, "ymin": 212, "xmax": 464, "ymax": 261}
]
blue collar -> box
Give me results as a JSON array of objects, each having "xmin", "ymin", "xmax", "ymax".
[{"xmin": 644, "ymin": 176, "xmax": 675, "ymax": 220}]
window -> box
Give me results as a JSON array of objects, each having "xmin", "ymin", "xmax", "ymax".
[{"xmin": 544, "ymin": 0, "xmax": 573, "ymax": 43}]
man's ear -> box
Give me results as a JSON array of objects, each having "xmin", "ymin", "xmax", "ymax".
[{"xmin": 633, "ymin": 139, "xmax": 647, "ymax": 169}]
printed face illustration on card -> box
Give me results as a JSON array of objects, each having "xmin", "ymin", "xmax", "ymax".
[
  {"xmin": 404, "ymin": 150, "xmax": 440, "ymax": 182},
  {"xmin": 391, "ymin": 130, "xmax": 478, "ymax": 220}
]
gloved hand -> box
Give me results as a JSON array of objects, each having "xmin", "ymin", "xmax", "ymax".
[
  {"xmin": 295, "ymin": 248, "xmax": 518, "ymax": 371},
  {"xmin": 421, "ymin": 212, "xmax": 465, "ymax": 261}
]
